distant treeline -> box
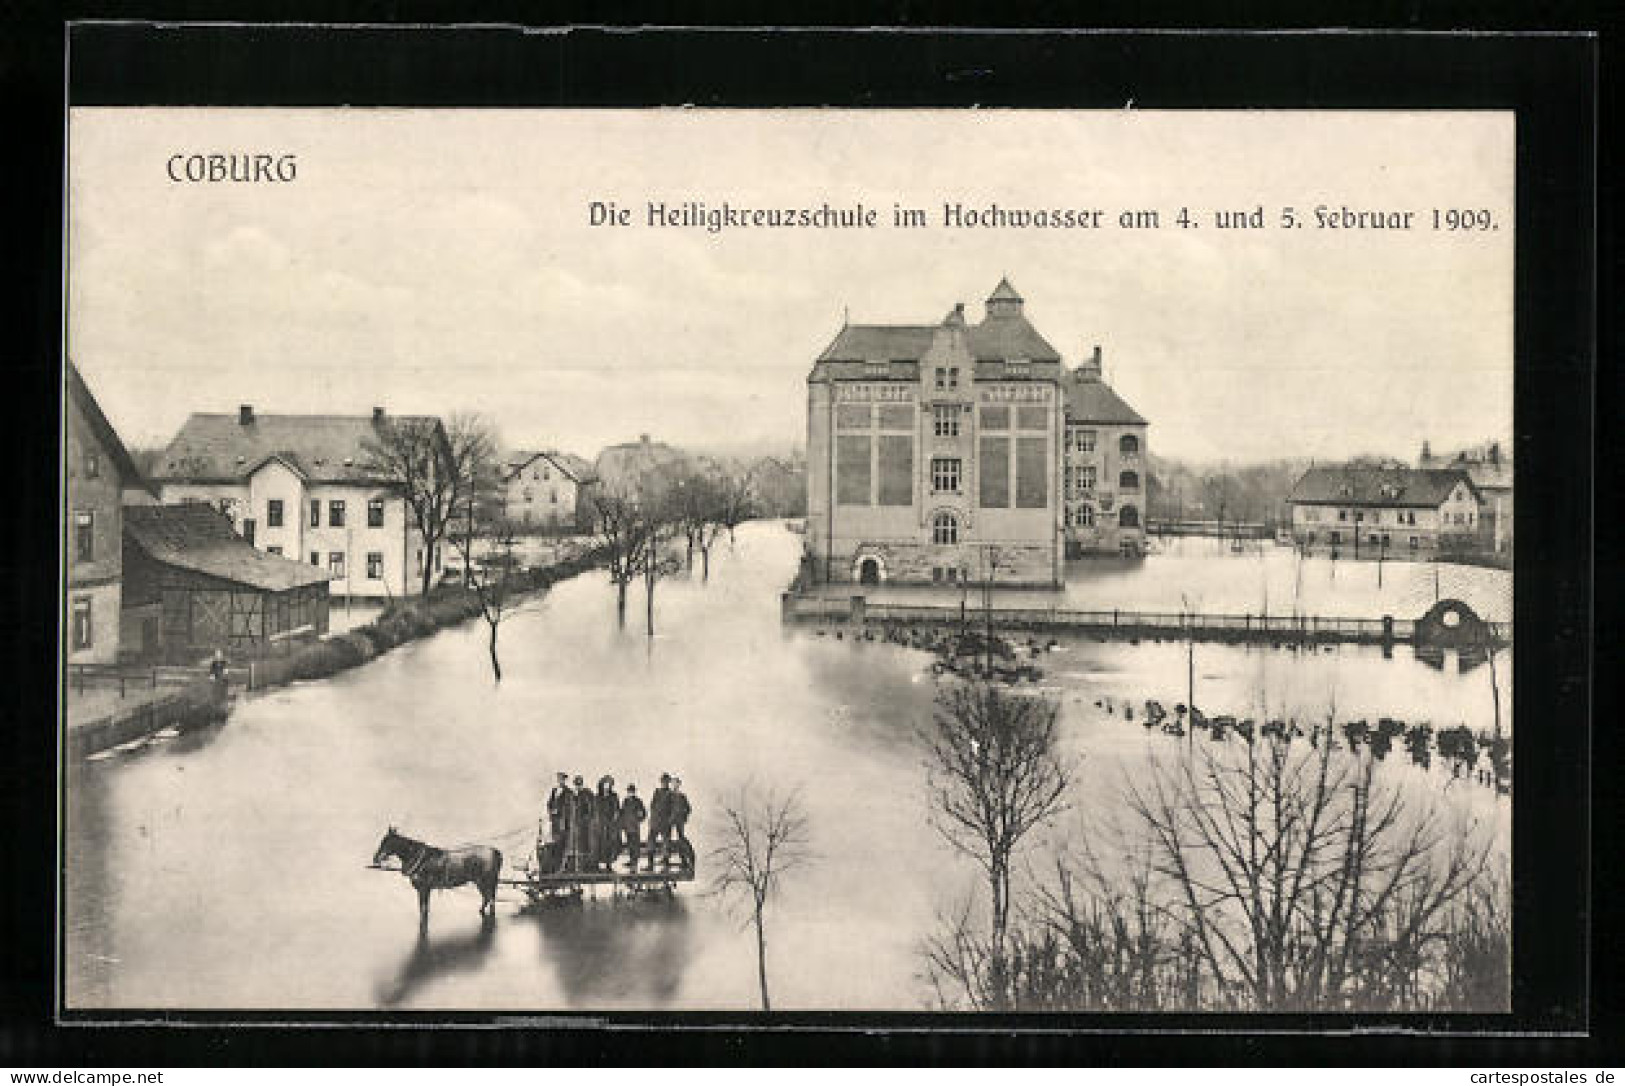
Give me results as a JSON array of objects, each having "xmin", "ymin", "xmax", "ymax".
[{"xmin": 1146, "ymin": 455, "xmax": 1316, "ymax": 528}]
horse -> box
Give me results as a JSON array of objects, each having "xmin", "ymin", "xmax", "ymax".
[{"xmin": 372, "ymin": 826, "xmax": 503, "ymax": 930}]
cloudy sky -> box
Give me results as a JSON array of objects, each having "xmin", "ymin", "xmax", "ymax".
[{"xmin": 68, "ymin": 109, "xmax": 1512, "ymax": 464}]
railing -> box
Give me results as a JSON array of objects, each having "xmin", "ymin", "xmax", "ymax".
[
  {"xmin": 781, "ymin": 596, "xmax": 1501, "ymax": 645},
  {"xmin": 66, "ymin": 662, "xmax": 213, "ymax": 698}
]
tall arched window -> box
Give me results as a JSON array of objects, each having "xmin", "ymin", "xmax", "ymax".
[
  {"xmin": 1119, "ymin": 470, "xmax": 1139, "ymax": 490},
  {"xmin": 932, "ymin": 511, "xmax": 959, "ymax": 545},
  {"xmin": 1119, "ymin": 434, "xmax": 1140, "ymax": 454},
  {"xmin": 1119, "ymin": 504, "xmax": 1140, "ymax": 529}
]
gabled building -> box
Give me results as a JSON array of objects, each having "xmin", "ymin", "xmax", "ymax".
[
  {"xmin": 64, "ymin": 362, "xmax": 153, "ymax": 664},
  {"xmin": 1060, "ymin": 347, "xmax": 1149, "ymax": 558},
  {"xmin": 123, "ymin": 504, "xmax": 331, "ymax": 663},
  {"xmin": 593, "ymin": 434, "xmax": 688, "ymax": 495},
  {"xmin": 1420, "ymin": 440, "xmax": 1513, "ymax": 553},
  {"xmin": 1287, "ymin": 465, "xmax": 1483, "ymax": 558},
  {"xmin": 502, "ymin": 449, "xmax": 596, "ymax": 531},
  {"xmin": 152, "ymin": 406, "xmax": 445, "ymax": 599},
  {"xmin": 805, "ymin": 278, "xmax": 1064, "ymax": 587}
]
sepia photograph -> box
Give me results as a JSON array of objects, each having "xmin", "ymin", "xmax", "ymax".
[{"xmin": 61, "ymin": 105, "xmax": 1518, "ymax": 1016}]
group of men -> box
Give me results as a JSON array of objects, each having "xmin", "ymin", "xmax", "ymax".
[{"xmin": 536, "ymin": 771, "xmax": 693, "ymax": 876}]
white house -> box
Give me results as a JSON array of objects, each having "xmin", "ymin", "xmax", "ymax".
[{"xmin": 152, "ymin": 405, "xmax": 447, "ymax": 599}]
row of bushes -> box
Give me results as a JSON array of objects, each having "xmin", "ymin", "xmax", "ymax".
[{"xmin": 270, "ymin": 548, "xmax": 607, "ymax": 687}]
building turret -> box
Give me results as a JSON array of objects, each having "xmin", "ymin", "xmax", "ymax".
[{"xmin": 985, "ymin": 277, "xmax": 1024, "ymax": 320}]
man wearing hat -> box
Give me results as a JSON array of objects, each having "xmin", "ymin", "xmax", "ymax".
[
  {"xmin": 618, "ymin": 783, "xmax": 647, "ymax": 872},
  {"xmin": 647, "ymin": 773, "xmax": 674, "ymax": 871},
  {"xmin": 545, "ymin": 772, "xmax": 570, "ymax": 844},
  {"xmin": 568, "ymin": 774, "xmax": 594, "ymax": 873},
  {"xmin": 669, "ymin": 776, "xmax": 693, "ymax": 871}
]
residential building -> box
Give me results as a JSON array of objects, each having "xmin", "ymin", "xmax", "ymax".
[
  {"xmin": 123, "ymin": 504, "xmax": 331, "ymax": 663},
  {"xmin": 593, "ymin": 434, "xmax": 688, "ymax": 494},
  {"xmin": 1420, "ymin": 440, "xmax": 1513, "ymax": 553},
  {"xmin": 502, "ymin": 449, "xmax": 596, "ymax": 531},
  {"xmin": 805, "ymin": 278, "xmax": 1064, "ymax": 587},
  {"xmin": 1286, "ymin": 465, "xmax": 1483, "ymax": 558},
  {"xmin": 64, "ymin": 362, "xmax": 151, "ymax": 665},
  {"xmin": 152, "ymin": 406, "xmax": 445, "ymax": 599},
  {"xmin": 1060, "ymin": 347, "xmax": 1149, "ymax": 558}
]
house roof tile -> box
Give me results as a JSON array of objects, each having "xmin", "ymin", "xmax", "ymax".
[
  {"xmin": 1062, "ymin": 372, "xmax": 1147, "ymax": 425},
  {"xmin": 1289, "ymin": 466, "xmax": 1480, "ymax": 509},
  {"xmin": 125, "ymin": 504, "xmax": 333, "ymax": 592},
  {"xmin": 155, "ymin": 412, "xmax": 441, "ymax": 485}
]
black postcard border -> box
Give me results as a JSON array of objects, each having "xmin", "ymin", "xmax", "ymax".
[{"xmin": 2, "ymin": 19, "xmax": 1602, "ymax": 1066}]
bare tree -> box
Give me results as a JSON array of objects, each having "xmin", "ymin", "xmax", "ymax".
[
  {"xmin": 715, "ymin": 460, "xmax": 758, "ymax": 545},
  {"xmin": 919, "ymin": 682, "xmax": 1071, "ymax": 1009},
  {"xmin": 670, "ymin": 468, "xmax": 725, "ymax": 576},
  {"xmin": 710, "ymin": 782, "xmax": 813, "ymax": 1011},
  {"xmin": 362, "ymin": 412, "xmax": 489, "ymax": 597},
  {"xmin": 1122, "ymin": 717, "xmax": 1496, "ymax": 1011},
  {"xmin": 583, "ymin": 483, "xmax": 647, "ymax": 627},
  {"xmin": 636, "ymin": 502, "xmax": 683, "ymax": 636}
]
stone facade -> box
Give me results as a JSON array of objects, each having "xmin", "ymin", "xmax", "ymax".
[
  {"xmin": 806, "ymin": 280, "xmax": 1064, "ymax": 589},
  {"xmin": 1059, "ymin": 350, "xmax": 1150, "ymax": 558}
]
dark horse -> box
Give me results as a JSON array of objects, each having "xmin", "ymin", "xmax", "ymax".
[{"xmin": 372, "ymin": 827, "xmax": 503, "ymax": 930}]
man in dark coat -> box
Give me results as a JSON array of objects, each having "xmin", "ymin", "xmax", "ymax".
[
  {"xmin": 618, "ymin": 783, "xmax": 647, "ymax": 872},
  {"xmin": 595, "ymin": 776, "xmax": 621, "ymax": 870},
  {"xmin": 568, "ymin": 774, "xmax": 593, "ymax": 872},
  {"xmin": 669, "ymin": 776, "xmax": 693, "ymax": 870},
  {"xmin": 545, "ymin": 771, "xmax": 570, "ymax": 844},
  {"xmin": 647, "ymin": 773, "xmax": 674, "ymax": 871},
  {"xmin": 538, "ymin": 771, "xmax": 571, "ymax": 874}
]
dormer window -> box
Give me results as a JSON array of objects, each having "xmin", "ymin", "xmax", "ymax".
[
  {"xmin": 1006, "ymin": 360, "xmax": 1030, "ymax": 377},
  {"xmin": 865, "ymin": 361, "xmax": 889, "ymax": 377}
]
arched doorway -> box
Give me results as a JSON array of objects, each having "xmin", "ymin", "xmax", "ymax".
[{"xmin": 858, "ymin": 558, "xmax": 881, "ymax": 586}]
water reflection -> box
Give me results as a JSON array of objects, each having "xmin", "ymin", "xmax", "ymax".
[
  {"xmin": 530, "ymin": 896, "xmax": 696, "ymax": 1006},
  {"xmin": 376, "ymin": 912, "xmax": 498, "ymax": 1008}
]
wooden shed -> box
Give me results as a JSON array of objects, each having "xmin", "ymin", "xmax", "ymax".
[{"xmin": 123, "ymin": 504, "xmax": 333, "ymax": 663}]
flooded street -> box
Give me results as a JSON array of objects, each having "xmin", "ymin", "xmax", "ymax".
[{"xmin": 65, "ymin": 522, "xmax": 1510, "ymax": 1012}]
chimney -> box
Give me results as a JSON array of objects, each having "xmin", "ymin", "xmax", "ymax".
[
  {"xmin": 640, "ymin": 434, "xmax": 651, "ymax": 446},
  {"xmin": 238, "ymin": 404, "xmax": 254, "ymax": 425},
  {"xmin": 372, "ymin": 406, "xmax": 385, "ymax": 423},
  {"xmin": 1077, "ymin": 344, "xmax": 1103, "ymax": 380},
  {"xmin": 1488, "ymin": 441, "xmax": 1501, "ymax": 466}
]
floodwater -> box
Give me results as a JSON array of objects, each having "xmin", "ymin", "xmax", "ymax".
[
  {"xmin": 810, "ymin": 534, "xmax": 1512, "ymax": 624},
  {"xmin": 64, "ymin": 522, "xmax": 1510, "ymax": 1012}
]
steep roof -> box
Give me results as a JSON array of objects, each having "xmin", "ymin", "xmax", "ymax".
[
  {"xmin": 1062, "ymin": 371, "xmax": 1147, "ymax": 425},
  {"xmin": 1289, "ymin": 466, "xmax": 1480, "ymax": 509},
  {"xmin": 124, "ymin": 504, "xmax": 333, "ymax": 592},
  {"xmin": 542, "ymin": 451, "xmax": 595, "ymax": 484},
  {"xmin": 816, "ymin": 317, "xmax": 1062, "ymax": 365},
  {"xmin": 988, "ymin": 277, "xmax": 1023, "ymax": 302},
  {"xmin": 506, "ymin": 449, "xmax": 597, "ymax": 485},
  {"xmin": 66, "ymin": 361, "xmax": 152, "ymax": 494},
  {"xmin": 155, "ymin": 412, "xmax": 441, "ymax": 485}
]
